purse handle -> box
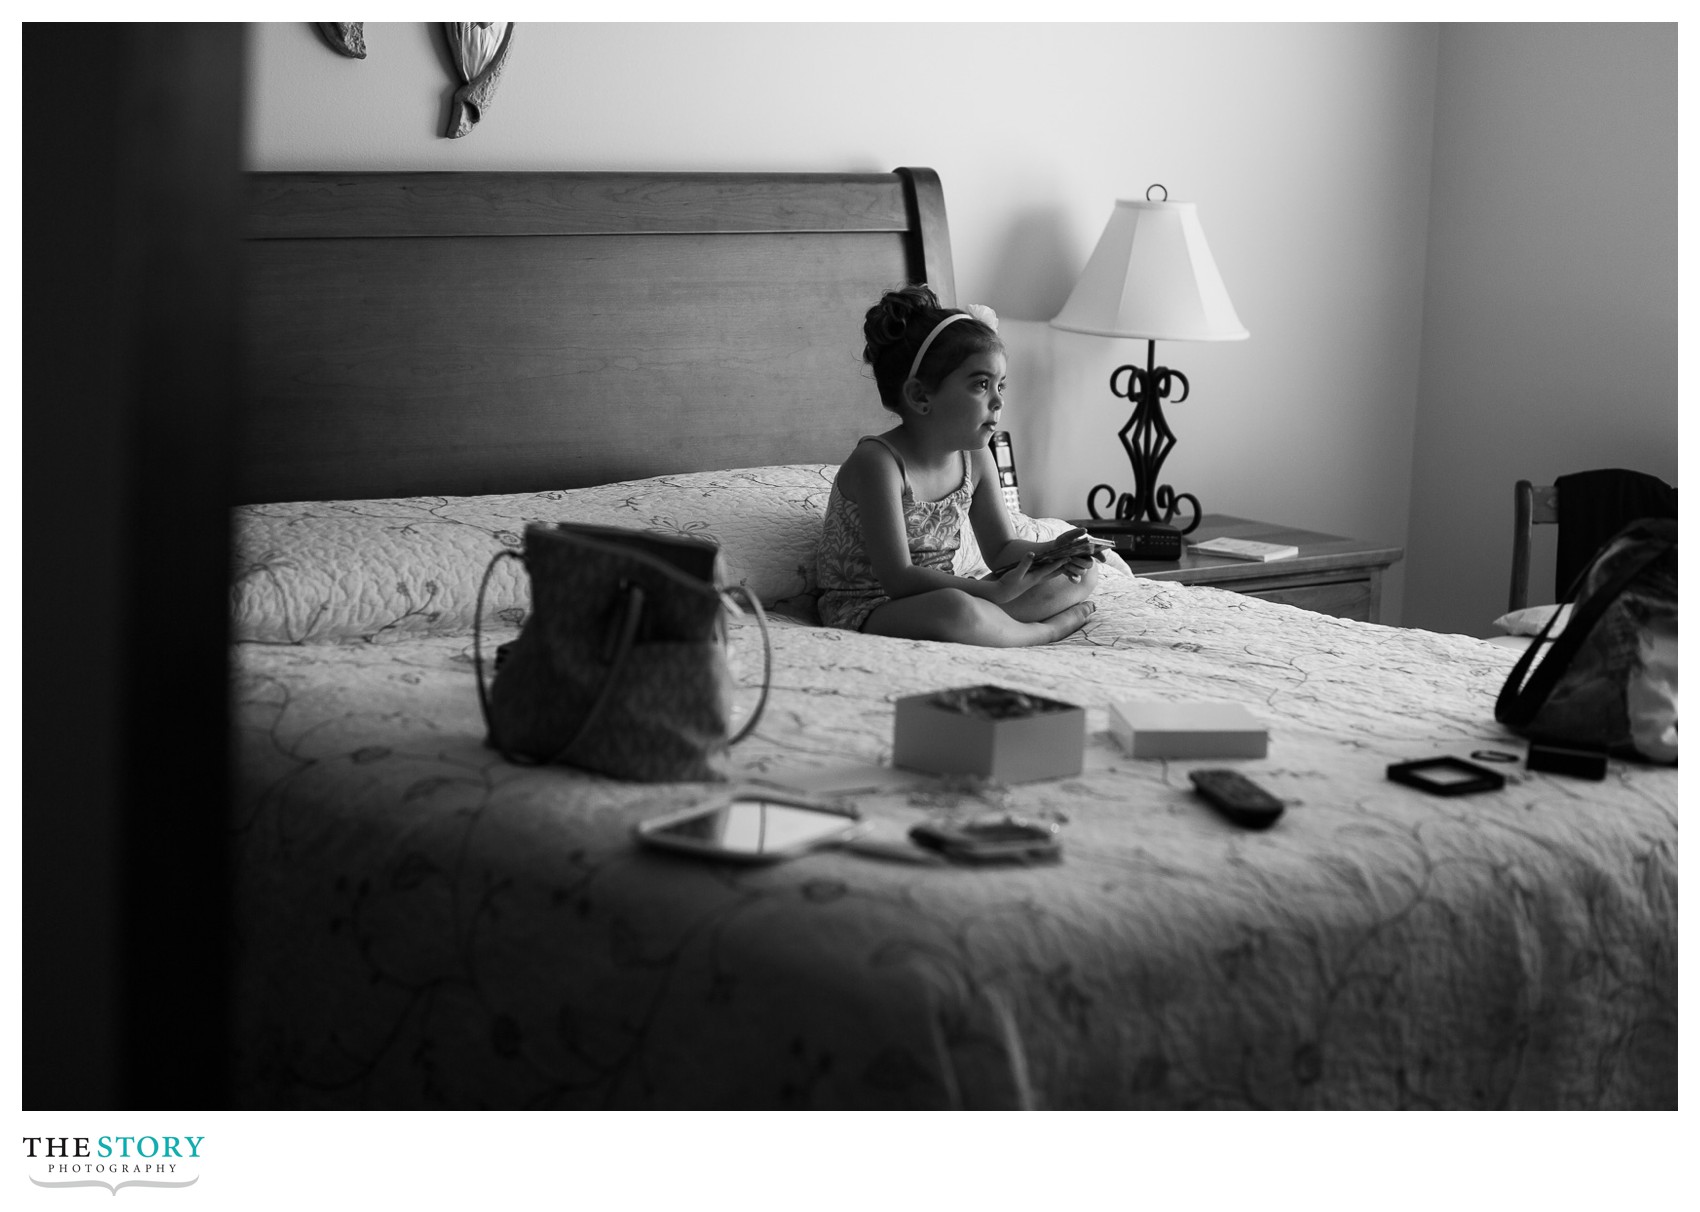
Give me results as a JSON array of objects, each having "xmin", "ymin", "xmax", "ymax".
[
  {"xmin": 721, "ymin": 584, "xmax": 772, "ymax": 744},
  {"xmin": 473, "ymin": 547, "xmax": 774, "ymax": 764}
]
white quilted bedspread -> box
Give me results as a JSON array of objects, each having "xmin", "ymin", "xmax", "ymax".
[{"xmin": 232, "ymin": 522, "xmax": 1676, "ymax": 1108}]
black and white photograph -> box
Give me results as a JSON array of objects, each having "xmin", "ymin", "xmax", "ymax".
[{"xmin": 17, "ymin": 13, "xmax": 1685, "ymax": 1207}]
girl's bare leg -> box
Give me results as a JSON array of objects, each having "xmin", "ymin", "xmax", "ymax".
[
  {"xmin": 997, "ymin": 560, "xmax": 1100, "ymax": 623},
  {"xmin": 863, "ymin": 588, "xmax": 1095, "ymax": 647}
]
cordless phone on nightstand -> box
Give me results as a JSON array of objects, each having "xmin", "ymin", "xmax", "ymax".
[{"xmin": 991, "ymin": 430, "xmax": 1021, "ymax": 515}]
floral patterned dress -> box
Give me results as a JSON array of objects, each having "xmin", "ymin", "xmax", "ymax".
[{"xmin": 816, "ymin": 436, "xmax": 973, "ymax": 631}]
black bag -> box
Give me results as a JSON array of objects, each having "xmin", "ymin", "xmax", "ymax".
[
  {"xmin": 473, "ymin": 522, "xmax": 771, "ymax": 781},
  {"xmin": 1495, "ymin": 517, "xmax": 1676, "ymax": 763}
]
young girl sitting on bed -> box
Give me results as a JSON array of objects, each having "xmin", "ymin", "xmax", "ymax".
[{"xmin": 816, "ymin": 285, "xmax": 1100, "ymax": 646}]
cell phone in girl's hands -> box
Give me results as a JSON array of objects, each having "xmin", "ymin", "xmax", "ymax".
[{"xmin": 991, "ymin": 529, "xmax": 1110, "ymax": 578}]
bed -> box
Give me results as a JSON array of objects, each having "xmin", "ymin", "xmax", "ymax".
[{"xmin": 230, "ymin": 169, "xmax": 1676, "ymax": 1110}]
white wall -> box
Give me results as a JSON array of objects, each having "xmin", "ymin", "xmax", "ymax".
[
  {"xmin": 1404, "ymin": 23, "xmax": 1677, "ymax": 636},
  {"xmin": 248, "ymin": 22, "xmax": 1440, "ymax": 621}
]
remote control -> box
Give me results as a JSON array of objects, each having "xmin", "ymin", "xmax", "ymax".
[{"xmin": 1189, "ymin": 768, "xmax": 1285, "ymax": 829}]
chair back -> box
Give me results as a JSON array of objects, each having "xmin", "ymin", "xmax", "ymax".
[
  {"xmin": 1510, "ymin": 470, "xmax": 1677, "ymax": 612},
  {"xmin": 1509, "ymin": 481, "xmax": 1559, "ymax": 612}
]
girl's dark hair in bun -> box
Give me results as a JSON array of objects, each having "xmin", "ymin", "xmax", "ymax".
[{"xmin": 862, "ymin": 284, "xmax": 1001, "ymax": 414}]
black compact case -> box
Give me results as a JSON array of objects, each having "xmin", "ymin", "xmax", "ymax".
[{"xmin": 1386, "ymin": 756, "xmax": 1506, "ymax": 797}]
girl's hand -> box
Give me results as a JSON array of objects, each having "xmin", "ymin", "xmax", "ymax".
[
  {"xmin": 1035, "ymin": 533, "xmax": 1077, "ymax": 559},
  {"xmin": 1034, "ymin": 528, "xmax": 1104, "ymax": 582},
  {"xmin": 990, "ymin": 552, "xmax": 1067, "ymax": 603},
  {"xmin": 1056, "ymin": 553, "xmax": 1096, "ymax": 583}
]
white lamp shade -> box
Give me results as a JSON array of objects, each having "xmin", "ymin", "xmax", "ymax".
[{"xmin": 1050, "ymin": 198, "xmax": 1248, "ymax": 342}]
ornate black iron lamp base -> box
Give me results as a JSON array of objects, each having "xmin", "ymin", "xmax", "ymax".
[{"xmin": 1085, "ymin": 338, "xmax": 1202, "ymax": 535}]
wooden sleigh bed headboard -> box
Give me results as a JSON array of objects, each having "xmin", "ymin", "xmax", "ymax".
[{"xmin": 238, "ymin": 168, "xmax": 956, "ymax": 504}]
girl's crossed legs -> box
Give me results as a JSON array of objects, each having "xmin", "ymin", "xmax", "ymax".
[{"xmin": 862, "ymin": 561, "xmax": 1100, "ymax": 647}]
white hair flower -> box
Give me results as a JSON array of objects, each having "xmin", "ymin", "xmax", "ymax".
[{"xmin": 963, "ymin": 303, "xmax": 999, "ymax": 332}]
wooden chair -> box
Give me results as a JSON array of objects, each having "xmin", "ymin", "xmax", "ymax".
[{"xmin": 1508, "ymin": 480, "xmax": 1559, "ymax": 612}]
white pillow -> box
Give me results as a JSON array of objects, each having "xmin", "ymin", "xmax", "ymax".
[
  {"xmin": 232, "ymin": 465, "xmax": 838, "ymax": 644},
  {"xmin": 1492, "ymin": 602, "xmax": 1573, "ymax": 638},
  {"xmin": 232, "ymin": 463, "xmax": 1130, "ymax": 644}
]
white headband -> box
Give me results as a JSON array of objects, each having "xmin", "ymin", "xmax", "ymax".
[{"xmin": 906, "ymin": 304, "xmax": 999, "ymax": 382}]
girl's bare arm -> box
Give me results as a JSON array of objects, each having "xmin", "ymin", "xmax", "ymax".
[{"xmin": 838, "ymin": 442, "xmax": 1060, "ymax": 603}]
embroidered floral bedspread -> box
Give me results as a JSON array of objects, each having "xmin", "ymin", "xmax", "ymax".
[{"xmin": 230, "ymin": 470, "xmax": 1676, "ymax": 1109}]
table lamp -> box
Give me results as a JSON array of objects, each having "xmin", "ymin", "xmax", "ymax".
[{"xmin": 1050, "ymin": 186, "xmax": 1247, "ymax": 554}]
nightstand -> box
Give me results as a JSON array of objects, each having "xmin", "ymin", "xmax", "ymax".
[{"xmin": 1075, "ymin": 515, "xmax": 1404, "ymax": 623}]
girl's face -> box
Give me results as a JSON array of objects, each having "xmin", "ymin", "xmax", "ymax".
[{"xmin": 914, "ymin": 349, "xmax": 1008, "ymax": 446}]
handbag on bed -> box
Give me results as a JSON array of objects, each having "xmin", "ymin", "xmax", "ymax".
[
  {"xmin": 1495, "ymin": 517, "xmax": 1676, "ymax": 764},
  {"xmin": 473, "ymin": 522, "xmax": 771, "ymax": 781}
]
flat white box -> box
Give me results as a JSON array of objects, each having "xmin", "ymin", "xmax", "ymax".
[
  {"xmin": 893, "ymin": 685, "xmax": 1085, "ymax": 784},
  {"xmin": 1108, "ymin": 700, "xmax": 1268, "ymax": 759}
]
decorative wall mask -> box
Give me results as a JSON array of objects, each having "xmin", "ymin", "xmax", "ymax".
[
  {"xmin": 442, "ymin": 22, "xmax": 515, "ymax": 139},
  {"xmin": 316, "ymin": 23, "xmax": 367, "ymax": 59}
]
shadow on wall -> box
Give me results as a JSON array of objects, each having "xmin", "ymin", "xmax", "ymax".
[{"xmin": 983, "ymin": 208, "xmax": 1078, "ymax": 323}]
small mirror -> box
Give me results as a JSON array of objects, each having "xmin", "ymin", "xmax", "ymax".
[{"xmin": 635, "ymin": 790, "xmax": 863, "ymax": 863}]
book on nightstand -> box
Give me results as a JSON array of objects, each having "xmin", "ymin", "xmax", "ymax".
[
  {"xmin": 1108, "ymin": 701, "xmax": 1269, "ymax": 759},
  {"xmin": 1189, "ymin": 536, "xmax": 1299, "ymax": 562}
]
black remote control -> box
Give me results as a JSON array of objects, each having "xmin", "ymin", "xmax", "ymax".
[{"xmin": 1189, "ymin": 768, "xmax": 1285, "ymax": 830}]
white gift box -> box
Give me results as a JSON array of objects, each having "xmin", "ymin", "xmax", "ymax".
[{"xmin": 1109, "ymin": 700, "xmax": 1269, "ymax": 759}]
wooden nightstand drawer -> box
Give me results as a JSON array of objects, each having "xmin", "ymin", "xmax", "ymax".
[
  {"xmin": 1243, "ymin": 578, "xmax": 1373, "ymax": 621},
  {"xmin": 1088, "ymin": 513, "xmax": 1404, "ymax": 624}
]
